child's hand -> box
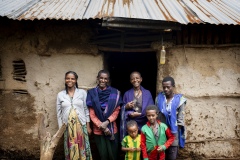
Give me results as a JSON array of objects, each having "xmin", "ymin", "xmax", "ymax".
[
  {"xmin": 136, "ymin": 148, "xmax": 141, "ymax": 151},
  {"xmin": 129, "ymin": 147, "xmax": 136, "ymax": 152},
  {"xmin": 157, "ymin": 146, "xmax": 163, "ymax": 152}
]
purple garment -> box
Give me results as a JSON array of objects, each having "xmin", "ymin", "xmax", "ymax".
[
  {"xmin": 120, "ymin": 86, "xmax": 154, "ymax": 141},
  {"xmin": 87, "ymin": 86, "xmax": 123, "ymax": 140}
]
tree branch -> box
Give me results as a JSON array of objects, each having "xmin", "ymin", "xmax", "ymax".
[{"xmin": 37, "ymin": 113, "xmax": 66, "ymax": 160}]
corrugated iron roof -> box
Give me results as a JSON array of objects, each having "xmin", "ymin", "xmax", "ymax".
[
  {"xmin": 0, "ymin": 0, "xmax": 40, "ymax": 19},
  {"xmin": 0, "ymin": 0, "xmax": 239, "ymax": 25}
]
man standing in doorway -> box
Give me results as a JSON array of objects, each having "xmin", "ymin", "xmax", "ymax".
[{"xmin": 156, "ymin": 76, "xmax": 187, "ymax": 160}]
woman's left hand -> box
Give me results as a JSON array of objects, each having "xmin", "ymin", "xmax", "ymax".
[
  {"xmin": 99, "ymin": 120, "xmax": 109, "ymax": 130},
  {"xmin": 103, "ymin": 128, "xmax": 111, "ymax": 136},
  {"xmin": 87, "ymin": 125, "xmax": 92, "ymax": 135},
  {"xmin": 129, "ymin": 112, "xmax": 141, "ymax": 118},
  {"xmin": 86, "ymin": 122, "xmax": 92, "ymax": 135}
]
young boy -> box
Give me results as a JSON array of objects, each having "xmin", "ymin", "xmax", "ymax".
[
  {"xmin": 121, "ymin": 120, "xmax": 141, "ymax": 160},
  {"xmin": 141, "ymin": 105, "xmax": 175, "ymax": 160}
]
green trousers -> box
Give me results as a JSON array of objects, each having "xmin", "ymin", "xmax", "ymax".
[{"xmin": 94, "ymin": 133, "xmax": 119, "ymax": 160}]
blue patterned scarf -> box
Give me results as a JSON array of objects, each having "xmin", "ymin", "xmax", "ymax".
[{"xmin": 87, "ymin": 86, "xmax": 123, "ymax": 140}]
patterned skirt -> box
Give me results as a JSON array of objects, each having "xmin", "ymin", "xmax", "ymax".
[{"xmin": 64, "ymin": 108, "xmax": 92, "ymax": 160}]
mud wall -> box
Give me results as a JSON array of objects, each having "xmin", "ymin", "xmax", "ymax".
[
  {"xmin": 157, "ymin": 47, "xmax": 240, "ymax": 159},
  {"xmin": 1, "ymin": 18, "xmax": 240, "ymax": 159},
  {"xmin": 0, "ymin": 19, "xmax": 102, "ymax": 158}
]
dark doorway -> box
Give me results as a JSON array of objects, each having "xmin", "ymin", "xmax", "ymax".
[{"xmin": 104, "ymin": 52, "xmax": 157, "ymax": 98}]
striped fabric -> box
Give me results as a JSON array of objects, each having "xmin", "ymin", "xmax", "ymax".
[{"xmin": 121, "ymin": 135, "xmax": 141, "ymax": 160}]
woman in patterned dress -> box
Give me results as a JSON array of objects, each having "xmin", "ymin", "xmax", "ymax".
[{"xmin": 56, "ymin": 71, "xmax": 92, "ymax": 160}]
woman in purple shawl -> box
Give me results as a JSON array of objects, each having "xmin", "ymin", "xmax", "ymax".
[
  {"xmin": 120, "ymin": 71, "xmax": 154, "ymax": 141},
  {"xmin": 87, "ymin": 70, "xmax": 123, "ymax": 160}
]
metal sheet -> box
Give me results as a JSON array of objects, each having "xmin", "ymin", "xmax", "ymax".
[{"xmin": 0, "ymin": 0, "xmax": 239, "ymax": 25}]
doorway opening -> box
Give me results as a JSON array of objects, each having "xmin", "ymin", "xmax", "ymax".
[{"xmin": 104, "ymin": 52, "xmax": 157, "ymax": 97}]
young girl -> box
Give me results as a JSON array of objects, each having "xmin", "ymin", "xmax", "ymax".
[
  {"xmin": 141, "ymin": 105, "xmax": 174, "ymax": 160},
  {"xmin": 56, "ymin": 71, "xmax": 92, "ymax": 160}
]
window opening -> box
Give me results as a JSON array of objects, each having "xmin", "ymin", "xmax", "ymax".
[
  {"xmin": 13, "ymin": 89, "xmax": 28, "ymax": 94},
  {"xmin": 12, "ymin": 59, "xmax": 27, "ymax": 82}
]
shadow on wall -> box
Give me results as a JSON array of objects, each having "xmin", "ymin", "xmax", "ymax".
[{"xmin": 0, "ymin": 93, "xmax": 39, "ymax": 159}]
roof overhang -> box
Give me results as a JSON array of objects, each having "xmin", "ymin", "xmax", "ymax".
[{"xmin": 102, "ymin": 17, "xmax": 181, "ymax": 30}]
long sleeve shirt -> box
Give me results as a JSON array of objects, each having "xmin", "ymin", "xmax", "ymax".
[
  {"xmin": 140, "ymin": 121, "xmax": 175, "ymax": 160},
  {"xmin": 56, "ymin": 88, "xmax": 90, "ymax": 128},
  {"xmin": 89, "ymin": 106, "xmax": 120, "ymax": 135}
]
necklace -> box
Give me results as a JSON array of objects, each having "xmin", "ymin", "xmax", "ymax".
[
  {"xmin": 134, "ymin": 89, "xmax": 141, "ymax": 98},
  {"xmin": 68, "ymin": 89, "xmax": 75, "ymax": 98}
]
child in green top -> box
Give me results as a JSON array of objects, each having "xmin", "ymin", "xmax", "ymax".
[
  {"xmin": 140, "ymin": 105, "xmax": 175, "ymax": 160},
  {"xmin": 121, "ymin": 120, "xmax": 141, "ymax": 160}
]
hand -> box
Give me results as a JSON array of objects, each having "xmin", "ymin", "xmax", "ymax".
[
  {"xmin": 128, "ymin": 147, "xmax": 136, "ymax": 152},
  {"xmin": 129, "ymin": 112, "xmax": 141, "ymax": 118},
  {"xmin": 99, "ymin": 120, "xmax": 109, "ymax": 130},
  {"xmin": 126, "ymin": 101, "xmax": 135, "ymax": 109},
  {"xmin": 178, "ymin": 125, "xmax": 183, "ymax": 130},
  {"xmin": 136, "ymin": 148, "xmax": 141, "ymax": 152},
  {"xmin": 103, "ymin": 128, "xmax": 111, "ymax": 136},
  {"xmin": 87, "ymin": 125, "xmax": 92, "ymax": 135},
  {"xmin": 157, "ymin": 146, "xmax": 163, "ymax": 152}
]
